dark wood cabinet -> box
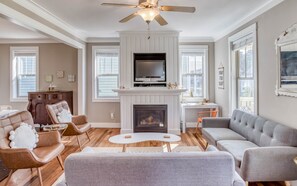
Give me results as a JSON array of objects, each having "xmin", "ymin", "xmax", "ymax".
[{"xmin": 27, "ymin": 91, "xmax": 73, "ymax": 124}]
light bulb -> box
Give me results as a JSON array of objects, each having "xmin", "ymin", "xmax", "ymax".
[{"xmin": 138, "ymin": 8, "xmax": 159, "ymax": 22}]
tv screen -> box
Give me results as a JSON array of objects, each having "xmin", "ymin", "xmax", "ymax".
[{"xmin": 135, "ymin": 60, "xmax": 165, "ymax": 80}]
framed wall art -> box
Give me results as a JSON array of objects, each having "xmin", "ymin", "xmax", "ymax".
[{"xmin": 218, "ymin": 67, "xmax": 224, "ymax": 89}]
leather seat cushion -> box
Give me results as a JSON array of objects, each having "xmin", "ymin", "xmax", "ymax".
[
  {"xmin": 33, "ymin": 143, "xmax": 64, "ymax": 164},
  {"xmin": 202, "ymin": 128, "xmax": 246, "ymax": 146},
  {"xmin": 77, "ymin": 123, "xmax": 91, "ymax": 133},
  {"xmin": 217, "ymin": 140, "xmax": 259, "ymax": 168}
]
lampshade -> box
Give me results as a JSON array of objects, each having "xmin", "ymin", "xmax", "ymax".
[{"xmin": 138, "ymin": 8, "xmax": 159, "ymax": 22}]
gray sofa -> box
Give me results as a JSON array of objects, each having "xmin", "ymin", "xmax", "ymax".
[
  {"xmin": 202, "ymin": 109, "xmax": 297, "ymax": 182},
  {"xmin": 57, "ymin": 147, "xmax": 245, "ymax": 186}
]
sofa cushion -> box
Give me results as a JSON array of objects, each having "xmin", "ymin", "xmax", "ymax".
[
  {"xmin": 202, "ymin": 128, "xmax": 246, "ymax": 146},
  {"xmin": 217, "ymin": 140, "xmax": 259, "ymax": 168},
  {"xmin": 229, "ymin": 109, "xmax": 297, "ymax": 147}
]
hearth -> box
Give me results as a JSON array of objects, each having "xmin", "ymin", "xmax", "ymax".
[{"xmin": 133, "ymin": 105, "xmax": 167, "ymax": 133}]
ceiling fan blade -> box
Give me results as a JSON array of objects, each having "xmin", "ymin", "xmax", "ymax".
[
  {"xmin": 119, "ymin": 13, "xmax": 138, "ymax": 23},
  {"xmin": 101, "ymin": 3, "xmax": 138, "ymax": 8},
  {"xmin": 160, "ymin": 6, "xmax": 196, "ymax": 13},
  {"xmin": 154, "ymin": 14, "xmax": 168, "ymax": 26},
  {"xmin": 138, "ymin": 0, "xmax": 147, "ymax": 5}
]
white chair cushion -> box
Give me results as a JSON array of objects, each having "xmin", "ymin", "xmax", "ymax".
[
  {"xmin": 57, "ymin": 109, "xmax": 72, "ymax": 123},
  {"xmin": 9, "ymin": 123, "xmax": 39, "ymax": 150}
]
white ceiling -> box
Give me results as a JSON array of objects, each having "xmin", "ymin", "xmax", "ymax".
[
  {"xmin": 0, "ymin": 17, "xmax": 47, "ymax": 39},
  {"xmin": 29, "ymin": 0, "xmax": 273, "ymax": 39}
]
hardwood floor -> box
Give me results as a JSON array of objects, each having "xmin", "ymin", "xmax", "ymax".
[{"xmin": 1, "ymin": 128, "xmax": 287, "ymax": 186}]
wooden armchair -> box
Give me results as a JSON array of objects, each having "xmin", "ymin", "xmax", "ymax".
[
  {"xmin": 46, "ymin": 101, "xmax": 91, "ymax": 150},
  {"xmin": 0, "ymin": 111, "xmax": 64, "ymax": 186}
]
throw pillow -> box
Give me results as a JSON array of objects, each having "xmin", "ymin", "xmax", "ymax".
[
  {"xmin": 57, "ymin": 109, "xmax": 72, "ymax": 123},
  {"xmin": 9, "ymin": 123, "xmax": 39, "ymax": 150}
]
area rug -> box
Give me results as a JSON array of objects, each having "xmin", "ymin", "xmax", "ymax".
[{"xmin": 52, "ymin": 146, "xmax": 202, "ymax": 186}]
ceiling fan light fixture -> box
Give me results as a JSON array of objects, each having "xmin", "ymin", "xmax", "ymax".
[{"xmin": 138, "ymin": 8, "xmax": 159, "ymax": 22}]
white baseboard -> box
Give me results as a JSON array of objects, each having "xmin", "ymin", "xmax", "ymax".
[{"xmin": 90, "ymin": 122, "xmax": 120, "ymax": 128}]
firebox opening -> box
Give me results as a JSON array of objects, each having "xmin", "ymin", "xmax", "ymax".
[{"xmin": 133, "ymin": 105, "xmax": 167, "ymax": 133}]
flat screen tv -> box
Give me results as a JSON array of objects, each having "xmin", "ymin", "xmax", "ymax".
[{"xmin": 134, "ymin": 53, "xmax": 166, "ymax": 82}]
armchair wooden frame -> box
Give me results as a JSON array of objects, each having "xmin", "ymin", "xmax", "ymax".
[
  {"xmin": 0, "ymin": 111, "xmax": 65, "ymax": 186},
  {"xmin": 46, "ymin": 101, "xmax": 91, "ymax": 150}
]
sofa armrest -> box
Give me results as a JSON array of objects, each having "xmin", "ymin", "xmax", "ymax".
[
  {"xmin": 37, "ymin": 131, "xmax": 61, "ymax": 147},
  {"xmin": 202, "ymin": 117, "xmax": 230, "ymax": 128},
  {"xmin": 233, "ymin": 172, "xmax": 245, "ymax": 186},
  {"xmin": 72, "ymin": 115, "xmax": 87, "ymax": 125},
  {"xmin": 240, "ymin": 146, "xmax": 297, "ymax": 182}
]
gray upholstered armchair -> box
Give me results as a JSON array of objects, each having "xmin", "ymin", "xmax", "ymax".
[{"xmin": 46, "ymin": 101, "xmax": 91, "ymax": 150}]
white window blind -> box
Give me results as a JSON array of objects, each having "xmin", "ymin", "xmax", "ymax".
[
  {"xmin": 180, "ymin": 47, "xmax": 208, "ymax": 101},
  {"xmin": 10, "ymin": 47, "xmax": 38, "ymax": 101},
  {"xmin": 94, "ymin": 50, "xmax": 119, "ymax": 100}
]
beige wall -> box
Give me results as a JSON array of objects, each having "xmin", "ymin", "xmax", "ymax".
[
  {"xmin": 0, "ymin": 43, "xmax": 78, "ymax": 114},
  {"xmin": 215, "ymin": 0, "xmax": 297, "ymax": 129},
  {"xmin": 86, "ymin": 43, "xmax": 121, "ymax": 123}
]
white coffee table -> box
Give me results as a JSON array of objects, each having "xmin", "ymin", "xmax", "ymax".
[{"xmin": 109, "ymin": 133, "xmax": 181, "ymax": 152}]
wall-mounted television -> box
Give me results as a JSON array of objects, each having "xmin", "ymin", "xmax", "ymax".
[{"xmin": 134, "ymin": 53, "xmax": 166, "ymax": 82}]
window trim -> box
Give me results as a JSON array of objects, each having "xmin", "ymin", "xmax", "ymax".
[
  {"xmin": 179, "ymin": 45, "xmax": 209, "ymax": 102},
  {"xmin": 92, "ymin": 46, "xmax": 120, "ymax": 102},
  {"xmin": 228, "ymin": 23, "xmax": 258, "ymax": 115},
  {"xmin": 10, "ymin": 46, "xmax": 39, "ymax": 102}
]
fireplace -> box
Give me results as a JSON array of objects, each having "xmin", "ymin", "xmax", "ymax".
[{"xmin": 133, "ymin": 105, "xmax": 167, "ymax": 133}]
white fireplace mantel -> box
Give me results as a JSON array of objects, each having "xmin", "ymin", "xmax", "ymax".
[
  {"xmin": 113, "ymin": 88, "xmax": 187, "ymax": 95},
  {"xmin": 114, "ymin": 88, "xmax": 186, "ymax": 135}
]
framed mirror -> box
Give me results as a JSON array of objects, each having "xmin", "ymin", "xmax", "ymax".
[{"xmin": 275, "ymin": 23, "xmax": 297, "ymax": 97}]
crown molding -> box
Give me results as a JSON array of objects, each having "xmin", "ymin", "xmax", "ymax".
[
  {"xmin": 87, "ymin": 37, "xmax": 120, "ymax": 43},
  {"xmin": 214, "ymin": 0, "xmax": 284, "ymax": 41},
  {"xmin": 16, "ymin": 0, "xmax": 87, "ymax": 41},
  {"xmin": 0, "ymin": 38, "xmax": 58, "ymax": 44},
  {"xmin": 179, "ymin": 37, "xmax": 214, "ymax": 43},
  {"xmin": 0, "ymin": 1, "xmax": 85, "ymax": 49}
]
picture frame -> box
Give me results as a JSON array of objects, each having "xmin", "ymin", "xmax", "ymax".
[
  {"xmin": 275, "ymin": 22, "xmax": 297, "ymax": 97},
  {"xmin": 218, "ymin": 67, "xmax": 224, "ymax": 89}
]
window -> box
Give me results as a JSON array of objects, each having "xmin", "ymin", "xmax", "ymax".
[
  {"xmin": 229, "ymin": 24, "xmax": 257, "ymax": 114},
  {"xmin": 92, "ymin": 46, "xmax": 119, "ymax": 102},
  {"xmin": 180, "ymin": 46, "xmax": 208, "ymax": 102},
  {"xmin": 10, "ymin": 47, "xmax": 39, "ymax": 102},
  {"xmin": 236, "ymin": 44, "xmax": 255, "ymax": 112}
]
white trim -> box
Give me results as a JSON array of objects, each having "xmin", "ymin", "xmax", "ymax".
[
  {"xmin": 179, "ymin": 37, "xmax": 214, "ymax": 43},
  {"xmin": 87, "ymin": 37, "xmax": 120, "ymax": 43},
  {"xmin": 0, "ymin": 2, "xmax": 85, "ymax": 49},
  {"xmin": 228, "ymin": 23, "xmax": 258, "ymax": 115},
  {"xmin": 77, "ymin": 48, "xmax": 86, "ymax": 115},
  {"xmin": 90, "ymin": 122, "xmax": 121, "ymax": 128},
  {"xmin": 0, "ymin": 38, "xmax": 58, "ymax": 44},
  {"xmin": 179, "ymin": 45, "xmax": 209, "ymax": 101},
  {"xmin": 10, "ymin": 46, "xmax": 39, "ymax": 102},
  {"xmin": 185, "ymin": 122, "xmax": 198, "ymax": 128},
  {"xmin": 24, "ymin": 0, "xmax": 87, "ymax": 41},
  {"xmin": 214, "ymin": 0, "xmax": 284, "ymax": 41},
  {"xmin": 92, "ymin": 45, "xmax": 120, "ymax": 102}
]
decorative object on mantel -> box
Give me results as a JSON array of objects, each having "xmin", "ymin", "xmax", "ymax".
[
  {"xmin": 275, "ymin": 22, "xmax": 297, "ymax": 97},
  {"xmin": 48, "ymin": 83, "xmax": 56, "ymax": 91},
  {"xmin": 101, "ymin": 0, "xmax": 195, "ymax": 27},
  {"xmin": 56, "ymin": 70, "xmax": 64, "ymax": 78},
  {"xmin": 294, "ymin": 157, "xmax": 297, "ymax": 165},
  {"xmin": 167, "ymin": 82, "xmax": 178, "ymax": 89},
  {"xmin": 218, "ymin": 66, "xmax": 224, "ymax": 89}
]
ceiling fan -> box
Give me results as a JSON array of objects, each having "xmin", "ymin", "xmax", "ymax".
[{"xmin": 101, "ymin": 0, "xmax": 196, "ymax": 26}]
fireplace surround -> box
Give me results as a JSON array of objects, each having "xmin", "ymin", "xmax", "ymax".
[{"xmin": 133, "ymin": 105, "xmax": 167, "ymax": 133}]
